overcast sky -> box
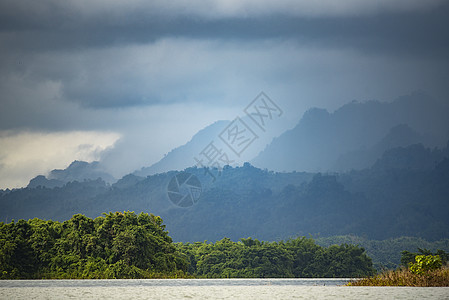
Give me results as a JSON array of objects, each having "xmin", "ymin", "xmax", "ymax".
[{"xmin": 1, "ymin": 0, "xmax": 449, "ymax": 188}]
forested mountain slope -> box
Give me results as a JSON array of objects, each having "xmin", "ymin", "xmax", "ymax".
[{"xmin": 1, "ymin": 142, "xmax": 448, "ymax": 242}]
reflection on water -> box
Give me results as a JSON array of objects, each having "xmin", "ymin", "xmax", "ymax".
[{"xmin": 1, "ymin": 279, "xmax": 448, "ymax": 299}]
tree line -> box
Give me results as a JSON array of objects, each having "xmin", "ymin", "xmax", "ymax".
[
  {"xmin": 1, "ymin": 212, "xmax": 375, "ymax": 279},
  {"xmin": 316, "ymin": 235, "xmax": 449, "ymax": 270},
  {"xmin": 176, "ymin": 237, "xmax": 375, "ymax": 278},
  {"xmin": 0, "ymin": 212, "xmax": 187, "ymax": 279}
]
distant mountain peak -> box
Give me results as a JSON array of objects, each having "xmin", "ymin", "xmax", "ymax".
[
  {"xmin": 48, "ymin": 160, "xmax": 115, "ymax": 183},
  {"xmin": 27, "ymin": 175, "xmax": 64, "ymax": 189},
  {"xmin": 134, "ymin": 120, "xmax": 230, "ymax": 177},
  {"xmin": 26, "ymin": 160, "xmax": 116, "ymax": 189},
  {"xmin": 301, "ymin": 107, "xmax": 329, "ymax": 123},
  {"xmin": 252, "ymin": 93, "xmax": 449, "ymax": 172},
  {"xmin": 372, "ymin": 141, "xmax": 449, "ymax": 171}
]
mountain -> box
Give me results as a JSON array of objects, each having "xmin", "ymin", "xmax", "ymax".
[
  {"xmin": 27, "ymin": 160, "xmax": 116, "ymax": 189},
  {"xmin": 48, "ymin": 160, "xmax": 116, "ymax": 183},
  {"xmin": 132, "ymin": 92, "xmax": 448, "ymax": 176},
  {"xmin": 333, "ymin": 124, "xmax": 423, "ymax": 171},
  {"xmin": 3, "ymin": 93, "xmax": 449, "ymax": 243},
  {"xmin": 2, "ymin": 141, "xmax": 449, "ymax": 242},
  {"xmin": 134, "ymin": 121, "xmax": 230, "ymax": 177},
  {"xmin": 252, "ymin": 93, "xmax": 449, "ymax": 172},
  {"xmin": 134, "ymin": 117, "xmax": 277, "ymax": 177},
  {"xmin": 370, "ymin": 140, "xmax": 449, "ymax": 171},
  {"xmin": 27, "ymin": 175, "xmax": 65, "ymax": 189}
]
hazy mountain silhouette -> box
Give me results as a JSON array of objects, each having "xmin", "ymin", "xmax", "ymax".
[
  {"xmin": 371, "ymin": 141, "xmax": 449, "ymax": 171},
  {"xmin": 333, "ymin": 124, "xmax": 423, "ymax": 171},
  {"xmin": 130, "ymin": 93, "xmax": 449, "ymax": 176},
  {"xmin": 252, "ymin": 93, "xmax": 449, "ymax": 172},
  {"xmin": 49, "ymin": 161, "xmax": 115, "ymax": 183},
  {"xmin": 134, "ymin": 120, "xmax": 230, "ymax": 177},
  {"xmin": 27, "ymin": 160, "xmax": 116, "ymax": 188},
  {"xmin": 27, "ymin": 175, "xmax": 65, "ymax": 189}
]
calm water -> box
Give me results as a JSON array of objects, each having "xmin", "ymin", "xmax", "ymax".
[{"xmin": 1, "ymin": 279, "xmax": 448, "ymax": 299}]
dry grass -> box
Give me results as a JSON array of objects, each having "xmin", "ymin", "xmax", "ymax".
[{"xmin": 348, "ymin": 266, "xmax": 449, "ymax": 287}]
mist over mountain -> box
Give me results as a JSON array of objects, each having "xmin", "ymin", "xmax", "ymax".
[
  {"xmin": 133, "ymin": 113, "xmax": 283, "ymax": 177},
  {"xmin": 252, "ymin": 93, "xmax": 449, "ymax": 172},
  {"xmin": 29, "ymin": 93, "xmax": 445, "ymax": 184},
  {"xmin": 370, "ymin": 141, "xmax": 449, "ymax": 171},
  {"xmin": 333, "ymin": 124, "xmax": 423, "ymax": 171},
  {"xmin": 27, "ymin": 161, "xmax": 115, "ymax": 189},
  {"xmin": 134, "ymin": 121, "xmax": 230, "ymax": 177},
  {"xmin": 19, "ymin": 92, "xmax": 449, "ymax": 195},
  {"xmin": 27, "ymin": 175, "xmax": 65, "ymax": 189}
]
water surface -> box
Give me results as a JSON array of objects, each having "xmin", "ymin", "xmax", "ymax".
[{"xmin": 1, "ymin": 279, "xmax": 448, "ymax": 299}]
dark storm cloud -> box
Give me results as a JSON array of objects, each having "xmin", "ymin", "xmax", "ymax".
[
  {"xmin": 1, "ymin": 1, "xmax": 448, "ymax": 56},
  {"xmin": 0, "ymin": 0, "xmax": 448, "ymax": 111}
]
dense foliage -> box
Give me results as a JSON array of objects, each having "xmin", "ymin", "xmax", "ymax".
[
  {"xmin": 409, "ymin": 255, "xmax": 442, "ymax": 275},
  {"xmin": 0, "ymin": 212, "xmax": 187, "ymax": 279},
  {"xmin": 400, "ymin": 248, "xmax": 449, "ymax": 267},
  {"xmin": 317, "ymin": 236, "xmax": 449, "ymax": 270},
  {"xmin": 176, "ymin": 237, "xmax": 375, "ymax": 278},
  {"xmin": 1, "ymin": 214, "xmax": 376, "ymax": 279}
]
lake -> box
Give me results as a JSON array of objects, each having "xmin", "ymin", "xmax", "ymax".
[{"xmin": 1, "ymin": 279, "xmax": 448, "ymax": 299}]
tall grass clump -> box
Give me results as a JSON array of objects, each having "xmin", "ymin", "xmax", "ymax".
[{"xmin": 348, "ymin": 255, "xmax": 449, "ymax": 287}]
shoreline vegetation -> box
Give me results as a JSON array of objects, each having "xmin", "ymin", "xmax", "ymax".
[
  {"xmin": 1, "ymin": 212, "xmax": 375, "ymax": 279},
  {"xmin": 348, "ymin": 253, "xmax": 449, "ymax": 287},
  {"xmin": 1, "ymin": 211, "xmax": 448, "ymax": 286},
  {"xmin": 347, "ymin": 266, "xmax": 449, "ymax": 287}
]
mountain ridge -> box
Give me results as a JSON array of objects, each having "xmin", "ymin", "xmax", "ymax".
[{"xmin": 252, "ymin": 92, "xmax": 449, "ymax": 172}]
